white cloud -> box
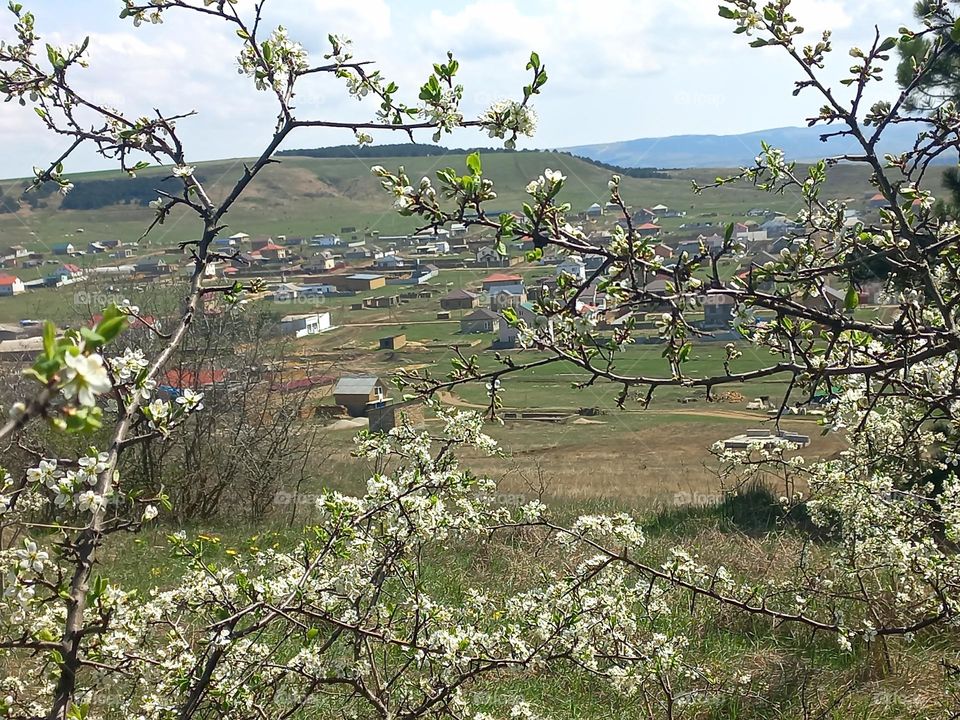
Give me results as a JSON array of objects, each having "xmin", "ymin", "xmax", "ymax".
[{"xmin": 0, "ymin": 0, "xmax": 927, "ymax": 177}]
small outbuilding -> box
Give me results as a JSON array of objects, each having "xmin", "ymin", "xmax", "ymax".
[
  {"xmin": 379, "ymin": 334, "xmax": 407, "ymax": 350},
  {"xmin": 333, "ymin": 376, "xmax": 388, "ymax": 417}
]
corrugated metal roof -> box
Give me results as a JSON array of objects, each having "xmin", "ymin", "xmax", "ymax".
[{"xmin": 334, "ymin": 376, "xmax": 382, "ymax": 395}]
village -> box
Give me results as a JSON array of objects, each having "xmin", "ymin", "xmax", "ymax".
[{"xmin": 0, "ymin": 189, "xmax": 890, "ymax": 502}]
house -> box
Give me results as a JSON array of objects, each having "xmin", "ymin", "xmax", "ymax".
[
  {"xmin": 802, "ymin": 284, "xmax": 850, "ymax": 313},
  {"xmin": 213, "ymin": 237, "xmax": 237, "ymax": 249},
  {"xmin": 101, "ymin": 239, "xmax": 123, "ymax": 249},
  {"xmin": 867, "ymin": 193, "xmax": 888, "ymax": 209},
  {"xmin": 87, "ymin": 242, "xmax": 107, "ymax": 254},
  {"xmin": 301, "ymin": 283, "xmax": 338, "ymax": 297},
  {"xmin": 280, "ymin": 312, "xmax": 331, "ymax": 338},
  {"xmin": 703, "ymin": 294, "xmax": 735, "ymax": 328},
  {"xmin": 490, "ymin": 289, "xmax": 527, "ymax": 312},
  {"xmin": 585, "ymin": 202, "xmax": 603, "ymax": 217},
  {"xmin": 311, "ymin": 234, "xmax": 341, "ymax": 247},
  {"xmin": 136, "ymin": 258, "xmax": 171, "ymax": 276},
  {"xmin": 636, "ymin": 223, "xmax": 662, "ymax": 238},
  {"xmin": 633, "ymin": 208, "xmax": 658, "ymax": 224},
  {"xmin": 449, "ymin": 223, "xmax": 467, "ymax": 237},
  {"xmin": 333, "ymin": 376, "xmax": 387, "ymax": 417},
  {"xmin": 760, "ymin": 216, "xmax": 801, "ymax": 236},
  {"xmin": 676, "ymin": 235, "xmax": 723, "ymax": 256},
  {"xmin": 4, "ymin": 245, "xmax": 29, "ymax": 259},
  {"xmin": 460, "ymin": 308, "xmax": 502, "ymax": 334},
  {"xmin": 162, "ymin": 368, "xmax": 227, "ymax": 392},
  {"xmin": 0, "ymin": 275, "xmax": 26, "ymax": 296},
  {"xmin": 345, "ymin": 246, "xmax": 380, "ymax": 260},
  {"xmin": 735, "ymin": 227, "xmax": 769, "ymax": 244},
  {"xmin": 228, "ymin": 232, "xmax": 251, "ymax": 245},
  {"xmin": 303, "ymin": 251, "xmax": 336, "ymax": 273},
  {"xmin": 653, "ymin": 243, "xmax": 674, "ymax": 260},
  {"xmin": 257, "ymin": 241, "xmax": 287, "ymax": 261},
  {"xmin": 52, "ymin": 243, "xmax": 75, "ymax": 256},
  {"xmin": 0, "ymin": 322, "xmax": 40, "ymax": 340},
  {"xmin": 415, "ymin": 240, "xmax": 450, "ymax": 255},
  {"xmin": 111, "ymin": 248, "xmax": 136, "ymax": 259},
  {"xmin": 374, "ymin": 255, "xmax": 405, "ymax": 269},
  {"xmin": 651, "ymin": 204, "xmax": 685, "ymax": 218},
  {"xmin": 476, "ymin": 245, "xmax": 510, "ymax": 267},
  {"xmin": 441, "ymin": 289, "xmax": 479, "ymax": 311},
  {"xmin": 858, "ymin": 279, "xmax": 887, "ymax": 305},
  {"xmin": 46, "ymin": 263, "xmax": 84, "ymax": 286},
  {"xmin": 272, "ymin": 283, "xmax": 305, "ymax": 302},
  {"xmin": 410, "ymin": 263, "xmax": 439, "ymax": 284},
  {"xmin": 584, "ymin": 254, "xmax": 606, "ymax": 272},
  {"xmin": 379, "ymin": 334, "xmax": 406, "ymax": 350},
  {"xmin": 481, "ymin": 272, "xmax": 524, "ymax": 296},
  {"xmin": 339, "ymin": 273, "xmax": 386, "ymax": 292},
  {"xmin": 498, "ymin": 302, "xmax": 545, "ymax": 347},
  {"xmin": 556, "ymin": 255, "xmax": 586, "ymax": 283}
]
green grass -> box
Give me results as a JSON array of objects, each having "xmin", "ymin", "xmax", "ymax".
[{"xmin": 0, "ymin": 150, "xmax": 881, "ymax": 253}]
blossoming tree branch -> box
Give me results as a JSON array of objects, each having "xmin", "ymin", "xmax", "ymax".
[{"xmin": 0, "ymin": 0, "xmax": 959, "ymax": 718}]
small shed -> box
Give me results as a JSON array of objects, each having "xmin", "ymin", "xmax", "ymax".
[
  {"xmin": 333, "ymin": 376, "xmax": 388, "ymax": 417},
  {"xmin": 340, "ymin": 273, "xmax": 386, "ymax": 292},
  {"xmin": 379, "ymin": 334, "xmax": 407, "ymax": 350}
]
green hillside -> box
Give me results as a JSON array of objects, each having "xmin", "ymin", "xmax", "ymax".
[{"xmin": 0, "ymin": 150, "xmax": 878, "ymax": 252}]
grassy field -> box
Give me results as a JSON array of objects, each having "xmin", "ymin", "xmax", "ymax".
[{"xmin": 0, "ymin": 149, "xmax": 881, "ymax": 253}]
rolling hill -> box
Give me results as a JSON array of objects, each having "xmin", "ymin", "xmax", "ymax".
[
  {"xmin": 0, "ymin": 148, "xmax": 878, "ymax": 252},
  {"xmin": 564, "ymin": 124, "xmax": 929, "ymax": 169}
]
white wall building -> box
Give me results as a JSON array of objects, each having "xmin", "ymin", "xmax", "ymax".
[{"xmin": 280, "ymin": 312, "xmax": 332, "ymax": 338}]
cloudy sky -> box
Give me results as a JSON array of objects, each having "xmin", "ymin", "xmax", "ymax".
[{"xmin": 0, "ymin": 0, "xmax": 914, "ymax": 178}]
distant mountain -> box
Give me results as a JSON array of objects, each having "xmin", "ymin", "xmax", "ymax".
[{"xmin": 563, "ymin": 124, "xmax": 935, "ymax": 169}]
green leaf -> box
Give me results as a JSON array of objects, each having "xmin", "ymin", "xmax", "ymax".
[
  {"xmin": 717, "ymin": 6, "xmax": 736, "ymax": 19},
  {"xmin": 95, "ymin": 316, "xmax": 128, "ymax": 344},
  {"xmin": 42, "ymin": 320, "xmax": 55, "ymax": 359},
  {"xmin": 465, "ymin": 151, "xmax": 482, "ymax": 176},
  {"xmin": 844, "ymin": 284, "xmax": 859, "ymax": 311},
  {"xmin": 45, "ymin": 44, "xmax": 63, "ymax": 70},
  {"xmin": 80, "ymin": 327, "xmax": 106, "ymax": 347},
  {"xmin": 724, "ymin": 222, "xmax": 734, "ymax": 243},
  {"xmin": 527, "ymin": 51, "xmax": 540, "ymax": 70},
  {"xmin": 952, "ymin": 18, "xmax": 960, "ymax": 43},
  {"xmin": 877, "ymin": 36, "xmax": 897, "ymax": 53}
]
